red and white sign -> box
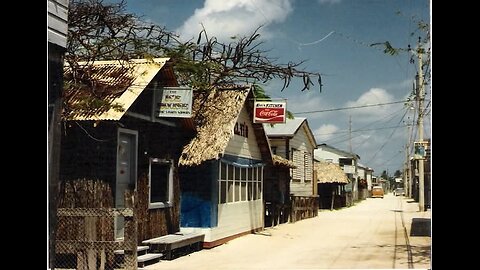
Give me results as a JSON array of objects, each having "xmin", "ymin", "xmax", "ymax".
[{"xmin": 254, "ymin": 101, "xmax": 286, "ymax": 124}]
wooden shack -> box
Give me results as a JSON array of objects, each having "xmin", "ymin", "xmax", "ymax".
[
  {"xmin": 314, "ymin": 160, "xmax": 350, "ymax": 209},
  {"xmin": 178, "ymin": 86, "xmax": 273, "ymax": 248},
  {"xmin": 60, "ymin": 58, "xmax": 192, "ymax": 243}
]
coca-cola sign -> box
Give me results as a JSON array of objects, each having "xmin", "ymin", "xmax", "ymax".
[{"xmin": 254, "ymin": 101, "xmax": 286, "ymax": 123}]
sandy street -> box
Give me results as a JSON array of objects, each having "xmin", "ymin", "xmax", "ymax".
[{"xmin": 145, "ymin": 194, "xmax": 431, "ymax": 270}]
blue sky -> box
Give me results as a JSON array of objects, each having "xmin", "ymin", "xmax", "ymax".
[{"xmin": 123, "ymin": 0, "xmax": 431, "ymax": 176}]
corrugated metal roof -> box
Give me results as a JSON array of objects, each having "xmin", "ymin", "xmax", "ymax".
[
  {"xmin": 263, "ymin": 117, "xmax": 306, "ymax": 136},
  {"xmin": 264, "ymin": 117, "xmax": 317, "ymax": 148},
  {"xmin": 63, "ymin": 58, "xmax": 170, "ymax": 120}
]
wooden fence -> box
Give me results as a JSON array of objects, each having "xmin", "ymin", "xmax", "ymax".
[
  {"xmin": 55, "ymin": 208, "xmax": 137, "ymax": 270},
  {"xmin": 289, "ymin": 195, "xmax": 319, "ymax": 223}
]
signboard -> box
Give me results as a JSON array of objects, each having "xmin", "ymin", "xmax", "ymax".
[
  {"xmin": 414, "ymin": 141, "xmax": 428, "ymax": 160},
  {"xmin": 157, "ymin": 87, "xmax": 192, "ymax": 118},
  {"xmin": 253, "ymin": 101, "xmax": 286, "ymax": 123}
]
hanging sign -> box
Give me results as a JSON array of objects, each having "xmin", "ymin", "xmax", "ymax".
[
  {"xmin": 414, "ymin": 141, "xmax": 428, "ymax": 160},
  {"xmin": 254, "ymin": 101, "xmax": 286, "ymax": 123},
  {"xmin": 157, "ymin": 87, "xmax": 192, "ymax": 118}
]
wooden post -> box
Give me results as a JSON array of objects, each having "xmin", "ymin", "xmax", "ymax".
[
  {"xmin": 85, "ymin": 216, "xmax": 97, "ymax": 270},
  {"xmin": 124, "ymin": 191, "xmax": 137, "ymax": 270},
  {"xmin": 330, "ymin": 189, "xmax": 335, "ymax": 211}
]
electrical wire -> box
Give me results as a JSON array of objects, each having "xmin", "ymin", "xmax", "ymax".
[{"xmin": 293, "ymin": 100, "xmax": 407, "ymax": 114}]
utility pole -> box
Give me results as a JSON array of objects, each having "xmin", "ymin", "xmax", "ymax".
[
  {"xmin": 349, "ymin": 115, "xmax": 352, "ymax": 153},
  {"xmin": 404, "ymin": 122, "xmax": 411, "ymax": 197},
  {"xmin": 416, "ymin": 38, "xmax": 426, "ymax": 212}
]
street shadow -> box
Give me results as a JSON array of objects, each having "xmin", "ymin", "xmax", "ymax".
[
  {"xmin": 410, "ymin": 218, "xmax": 431, "ymax": 237},
  {"xmin": 394, "ymin": 244, "xmax": 431, "ymax": 266}
]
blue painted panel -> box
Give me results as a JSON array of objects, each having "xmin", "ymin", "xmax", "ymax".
[
  {"xmin": 180, "ymin": 161, "xmax": 217, "ymax": 228},
  {"xmin": 180, "ymin": 192, "xmax": 213, "ymax": 227}
]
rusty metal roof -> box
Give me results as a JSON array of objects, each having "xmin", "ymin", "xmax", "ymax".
[{"xmin": 63, "ymin": 58, "xmax": 171, "ymax": 120}]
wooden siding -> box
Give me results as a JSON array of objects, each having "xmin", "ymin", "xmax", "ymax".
[
  {"xmin": 269, "ymin": 139, "xmax": 288, "ymax": 158},
  {"xmin": 289, "ymin": 124, "xmax": 315, "ymax": 183},
  {"xmin": 48, "ymin": 0, "xmax": 69, "ymax": 48},
  {"xmin": 290, "ymin": 182, "xmax": 312, "ymax": 196},
  {"xmin": 181, "ymin": 199, "xmax": 263, "ymax": 243},
  {"xmin": 224, "ymin": 105, "xmax": 262, "ymax": 160},
  {"xmin": 289, "ymin": 124, "xmax": 315, "ymax": 196}
]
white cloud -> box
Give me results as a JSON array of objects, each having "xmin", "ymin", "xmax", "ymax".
[
  {"xmin": 344, "ymin": 88, "xmax": 401, "ymax": 122},
  {"xmin": 176, "ymin": 0, "xmax": 293, "ymax": 42},
  {"xmin": 317, "ymin": 0, "xmax": 341, "ymax": 4},
  {"xmin": 313, "ymin": 124, "xmax": 339, "ymax": 142},
  {"xmin": 287, "ymin": 91, "xmax": 333, "ymax": 120}
]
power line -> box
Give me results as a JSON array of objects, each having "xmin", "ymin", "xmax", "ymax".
[
  {"xmin": 365, "ymin": 108, "xmax": 409, "ymax": 164},
  {"xmin": 322, "ymin": 106, "xmax": 407, "ymax": 145},
  {"xmin": 293, "ymin": 100, "xmax": 406, "ymax": 114},
  {"xmin": 315, "ymin": 124, "xmax": 408, "ymax": 136}
]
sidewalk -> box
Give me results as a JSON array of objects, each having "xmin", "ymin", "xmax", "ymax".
[{"xmin": 398, "ymin": 197, "xmax": 432, "ymax": 269}]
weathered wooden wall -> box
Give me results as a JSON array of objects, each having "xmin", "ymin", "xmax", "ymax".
[{"xmin": 135, "ymin": 171, "xmax": 180, "ymax": 244}]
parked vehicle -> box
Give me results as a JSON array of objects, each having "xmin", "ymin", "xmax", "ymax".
[
  {"xmin": 371, "ymin": 186, "xmax": 384, "ymax": 198},
  {"xmin": 394, "ymin": 187, "xmax": 405, "ymax": 196}
]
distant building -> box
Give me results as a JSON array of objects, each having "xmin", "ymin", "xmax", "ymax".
[{"xmin": 314, "ymin": 144, "xmax": 361, "ymax": 202}]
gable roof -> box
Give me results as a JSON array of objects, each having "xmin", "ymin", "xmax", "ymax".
[
  {"xmin": 263, "ymin": 117, "xmax": 305, "ymax": 136},
  {"xmin": 316, "ymin": 143, "xmax": 360, "ymax": 160},
  {"xmin": 264, "ymin": 117, "xmax": 317, "ymax": 148},
  {"xmin": 63, "ymin": 58, "xmax": 174, "ymax": 120},
  {"xmin": 315, "ymin": 161, "xmax": 350, "ymax": 184},
  {"xmin": 179, "ymin": 86, "xmax": 273, "ymax": 167}
]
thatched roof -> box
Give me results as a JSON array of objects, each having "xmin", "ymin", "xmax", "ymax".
[
  {"xmin": 272, "ymin": 154, "xmax": 297, "ymax": 168},
  {"xmin": 179, "ymin": 86, "xmax": 256, "ymax": 166},
  {"xmin": 315, "ymin": 161, "xmax": 349, "ymax": 184}
]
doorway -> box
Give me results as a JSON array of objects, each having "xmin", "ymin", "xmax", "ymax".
[{"xmin": 115, "ymin": 128, "xmax": 138, "ymax": 239}]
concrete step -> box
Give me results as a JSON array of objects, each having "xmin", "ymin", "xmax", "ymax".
[
  {"xmin": 114, "ymin": 245, "xmax": 149, "ymax": 255},
  {"xmin": 137, "ymin": 253, "xmax": 163, "ymax": 268}
]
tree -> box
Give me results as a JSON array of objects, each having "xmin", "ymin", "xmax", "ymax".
[
  {"xmin": 380, "ymin": 170, "xmax": 388, "ymax": 180},
  {"xmin": 394, "ymin": 169, "xmax": 402, "ymax": 178},
  {"xmin": 65, "ymin": 0, "xmax": 323, "ymax": 115}
]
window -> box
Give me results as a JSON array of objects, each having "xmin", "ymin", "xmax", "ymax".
[
  {"xmin": 271, "ymin": 146, "xmax": 277, "ymax": 155},
  {"xmin": 149, "ymin": 158, "xmax": 173, "ymax": 209},
  {"xmin": 291, "ymin": 149, "xmax": 304, "ymax": 182},
  {"xmin": 304, "ymin": 152, "xmax": 312, "ymax": 182},
  {"xmin": 218, "ymin": 161, "xmax": 263, "ymax": 204}
]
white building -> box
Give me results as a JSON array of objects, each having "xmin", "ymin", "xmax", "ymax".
[{"xmin": 314, "ymin": 144, "xmax": 360, "ymax": 201}]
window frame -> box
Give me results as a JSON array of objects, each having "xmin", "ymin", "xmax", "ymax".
[{"xmin": 148, "ymin": 158, "xmax": 174, "ymax": 209}]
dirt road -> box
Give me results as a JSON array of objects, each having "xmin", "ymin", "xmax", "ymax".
[{"xmin": 146, "ymin": 194, "xmax": 431, "ymax": 269}]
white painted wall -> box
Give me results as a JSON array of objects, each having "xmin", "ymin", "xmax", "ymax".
[
  {"xmin": 225, "ymin": 105, "xmax": 262, "ymax": 160},
  {"xmin": 357, "ymin": 167, "xmax": 365, "ymax": 180},
  {"xmin": 48, "ymin": 0, "xmax": 69, "ymax": 48},
  {"xmin": 314, "ymin": 148, "xmax": 343, "ymax": 163},
  {"xmin": 181, "ymin": 199, "xmax": 263, "ymax": 243}
]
